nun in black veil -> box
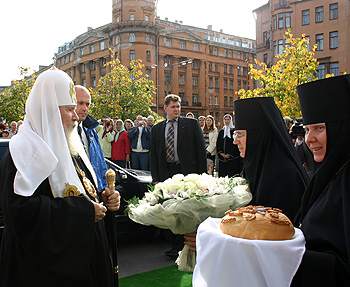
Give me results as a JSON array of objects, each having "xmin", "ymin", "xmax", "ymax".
[
  {"xmin": 233, "ymin": 97, "xmax": 309, "ymax": 221},
  {"xmin": 291, "ymin": 75, "xmax": 350, "ymax": 286}
]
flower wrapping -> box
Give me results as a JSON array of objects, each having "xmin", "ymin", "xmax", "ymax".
[{"xmin": 126, "ymin": 173, "xmax": 252, "ymax": 271}]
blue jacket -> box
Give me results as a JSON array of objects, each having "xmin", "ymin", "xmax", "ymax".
[
  {"xmin": 128, "ymin": 126, "xmax": 151, "ymax": 150},
  {"xmin": 83, "ymin": 115, "xmax": 108, "ymax": 190}
]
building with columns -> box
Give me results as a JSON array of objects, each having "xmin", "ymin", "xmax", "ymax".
[
  {"xmin": 254, "ymin": 0, "xmax": 349, "ymax": 78},
  {"xmin": 56, "ymin": 0, "xmax": 255, "ymax": 124}
]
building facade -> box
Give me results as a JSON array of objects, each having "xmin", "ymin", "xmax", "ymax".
[
  {"xmin": 55, "ymin": 0, "xmax": 255, "ymax": 125},
  {"xmin": 254, "ymin": 0, "xmax": 350, "ymax": 78}
]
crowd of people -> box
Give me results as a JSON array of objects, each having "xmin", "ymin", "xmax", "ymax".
[{"xmin": 1, "ymin": 68, "xmax": 350, "ymax": 286}]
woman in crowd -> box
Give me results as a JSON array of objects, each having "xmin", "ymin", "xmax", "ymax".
[
  {"xmin": 203, "ymin": 115, "xmax": 218, "ymax": 175},
  {"xmin": 216, "ymin": 114, "xmax": 242, "ymax": 177},
  {"xmin": 111, "ymin": 119, "xmax": 131, "ymax": 168},
  {"xmin": 124, "ymin": 119, "xmax": 134, "ymax": 132},
  {"xmin": 233, "ymin": 97, "xmax": 308, "ymax": 220},
  {"xmin": 291, "ymin": 75, "xmax": 350, "ymax": 286},
  {"xmin": 96, "ymin": 117, "xmax": 115, "ymax": 161}
]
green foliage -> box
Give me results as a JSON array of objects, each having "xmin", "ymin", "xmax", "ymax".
[
  {"xmin": 0, "ymin": 67, "xmax": 36, "ymax": 122},
  {"xmin": 90, "ymin": 51, "xmax": 157, "ymax": 121},
  {"xmin": 238, "ymin": 30, "xmax": 319, "ymax": 118}
]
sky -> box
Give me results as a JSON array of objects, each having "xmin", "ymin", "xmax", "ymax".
[{"xmin": 0, "ymin": 0, "xmax": 267, "ymax": 86}]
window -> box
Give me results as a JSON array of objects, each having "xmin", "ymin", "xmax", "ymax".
[
  {"xmin": 82, "ymin": 79, "xmax": 86, "ymax": 87},
  {"xmin": 209, "ymin": 62, "xmax": 213, "ymax": 72},
  {"xmin": 115, "ymin": 36, "xmax": 119, "ymax": 45},
  {"xmin": 263, "ymin": 31, "xmax": 268, "ymax": 44},
  {"xmin": 317, "ymin": 64, "xmax": 325, "ymax": 79},
  {"xmin": 330, "ymin": 31, "xmax": 338, "ymax": 49},
  {"xmin": 69, "ymin": 53, "xmax": 72, "ymax": 62},
  {"xmin": 224, "ymin": 79, "xmax": 228, "ymax": 89},
  {"xmin": 263, "ymin": 53, "xmax": 268, "ymax": 64},
  {"xmin": 193, "ymin": 76, "xmax": 198, "ymax": 86},
  {"xmin": 92, "ymin": 76, "xmax": 96, "ymax": 88},
  {"xmin": 224, "ymin": 64, "xmax": 227, "ymax": 74},
  {"xmin": 215, "ymin": 78, "xmax": 219, "ymax": 89},
  {"xmin": 224, "ymin": 96, "xmax": 228, "ymax": 107},
  {"xmin": 165, "ymin": 70, "xmax": 171, "ymax": 84},
  {"xmin": 215, "ymin": 63, "xmax": 219, "ymax": 72},
  {"xmin": 129, "ymin": 33, "xmax": 135, "ymax": 42},
  {"xmin": 238, "ymin": 52, "xmax": 241, "ymax": 60},
  {"xmin": 146, "ymin": 34, "xmax": 151, "ymax": 43},
  {"xmin": 146, "ymin": 51, "xmax": 151, "ymax": 62},
  {"xmin": 243, "ymin": 81, "xmax": 247, "ymax": 90},
  {"xmin": 100, "ymin": 42, "xmax": 105, "ymax": 50},
  {"xmin": 285, "ymin": 12, "xmax": 291, "ymax": 27},
  {"xmin": 179, "ymin": 92, "xmax": 185, "ymax": 102},
  {"xmin": 179, "ymin": 74, "xmax": 185, "ymax": 85},
  {"xmin": 192, "ymin": 60, "xmax": 199, "ymax": 69},
  {"xmin": 273, "ymin": 15, "xmax": 277, "ymax": 30},
  {"xmin": 102, "ymin": 58, "xmax": 107, "ymax": 67},
  {"xmin": 145, "ymin": 15, "xmax": 149, "ymax": 21},
  {"xmin": 180, "ymin": 41, "xmax": 186, "ymax": 50},
  {"xmin": 224, "ymin": 49, "xmax": 227, "ymax": 57},
  {"xmin": 229, "ymin": 65, "xmax": 233, "ymax": 74},
  {"xmin": 130, "ymin": 14, "xmax": 134, "ymax": 21},
  {"xmin": 80, "ymin": 47, "xmax": 84, "ymax": 56},
  {"xmin": 130, "ymin": 50, "xmax": 135, "ymax": 61},
  {"xmin": 237, "ymin": 66, "xmax": 242, "ymax": 76},
  {"xmin": 194, "ymin": 43, "xmax": 199, "ymax": 51},
  {"xmin": 116, "ymin": 16, "xmax": 120, "ymax": 23},
  {"xmin": 330, "ymin": 3, "xmax": 338, "ymax": 20},
  {"xmin": 209, "ymin": 77, "xmax": 213, "ymax": 88},
  {"xmin": 166, "ymin": 38, "xmax": 172, "ymax": 47},
  {"xmin": 90, "ymin": 45, "xmax": 94, "ymax": 53},
  {"xmin": 115, "ymin": 51, "xmax": 118, "ymax": 59},
  {"xmin": 209, "ymin": 46, "xmax": 213, "ymax": 54},
  {"xmin": 214, "ymin": 48, "xmax": 218, "ymax": 56},
  {"xmin": 238, "ymin": 80, "xmax": 241, "ymax": 90},
  {"xmin": 82, "ymin": 64, "xmax": 86, "ymax": 73},
  {"xmin": 230, "ymin": 79, "xmax": 233, "ymax": 90},
  {"xmin": 278, "ymin": 13, "xmax": 284, "ymax": 28},
  {"xmin": 242, "ymin": 67, "xmax": 247, "ymax": 76},
  {"xmin": 315, "ymin": 6, "xmax": 324, "ymax": 23},
  {"xmin": 278, "ymin": 39, "xmax": 284, "ymax": 54},
  {"xmin": 146, "ymin": 69, "xmax": 151, "ymax": 79},
  {"xmin": 209, "ymin": 95, "xmax": 213, "ymax": 105},
  {"xmin": 230, "ymin": 97, "xmax": 233, "ymax": 107},
  {"xmin": 229, "ymin": 50, "xmax": 233, "ymax": 58},
  {"xmin": 243, "ymin": 52, "xmax": 247, "ymax": 61},
  {"xmin": 330, "ymin": 62, "xmax": 339, "ymax": 76},
  {"xmin": 316, "ymin": 34, "xmax": 324, "ymax": 51},
  {"xmin": 215, "ymin": 95, "xmax": 219, "ymax": 105},
  {"xmin": 92, "ymin": 61, "xmax": 96, "ymax": 71},
  {"xmin": 192, "ymin": 94, "xmax": 198, "ymax": 105},
  {"xmin": 274, "ymin": 40, "xmax": 277, "ymax": 56},
  {"xmin": 304, "ymin": 35, "xmax": 310, "ymax": 51},
  {"xmin": 302, "ymin": 10, "xmax": 310, "ymax": 25}
]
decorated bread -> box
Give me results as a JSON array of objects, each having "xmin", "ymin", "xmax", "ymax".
[{"xmin": 220, "ymin": 205, "xmax": 295, "ymax": 240}]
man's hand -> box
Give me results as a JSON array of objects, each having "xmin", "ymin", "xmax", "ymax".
[
  {"xmin": 101, "ymin": 187, "xmax": 121, "ymax": 211},
  {"xmin": 92, "ymin": 201, "xmax": 107, "ymax": 222},
  {"xmin": 184, "ymin": 232, "xmax": 197, "ymax": 251}
]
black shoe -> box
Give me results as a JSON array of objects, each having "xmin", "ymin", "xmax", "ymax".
[{"xmin": 165, "ymin": 249, "xmax": 179, "ymax": 258}]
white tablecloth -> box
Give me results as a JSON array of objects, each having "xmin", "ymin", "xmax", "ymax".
[{"xmin": 192, "ymin": 217, "xmax": 305, "ymax": 287}]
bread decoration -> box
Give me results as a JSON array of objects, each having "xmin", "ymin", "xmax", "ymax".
[{"xmin": 220, "ymin": 205, "xmax": 295, "ymax": 240}]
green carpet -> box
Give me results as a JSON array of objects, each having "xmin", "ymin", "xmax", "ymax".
[{"xmin": 119, "ymin": 265, "xmax": 193, "ymax": 287}]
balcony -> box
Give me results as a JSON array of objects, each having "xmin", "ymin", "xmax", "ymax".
[
  {"xmin": 193, "ymin": 102, "xmax": 202, "ymax": 107},
  {"xmin": 181, "ymin": 101, "xmax": 189, "ymax": 106},
  {"xmin": 274, "ymin": 1, "xmax": 290, "ymax": 11}
]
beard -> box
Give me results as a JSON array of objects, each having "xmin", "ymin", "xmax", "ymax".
[{"xmin": 64, "ymin": 124, "xmax": 86, "ymax": 157}]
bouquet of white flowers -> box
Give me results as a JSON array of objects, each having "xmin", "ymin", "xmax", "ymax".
[{"xmin": 126, "ymin": 173, "xmax": 252, "ymax": 272}]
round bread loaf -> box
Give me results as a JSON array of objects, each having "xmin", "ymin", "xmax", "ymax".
[{"xmin": 220, "ymin": 205, "xmax": 295, "ymax": 240}]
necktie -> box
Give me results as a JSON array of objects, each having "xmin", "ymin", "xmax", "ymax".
[{"xmin": 166, "ymin": 120, "xmax": 175, "ymax": 162}]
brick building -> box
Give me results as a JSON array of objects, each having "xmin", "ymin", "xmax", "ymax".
[
  {"xmin": 55, "ymin": 0, "xmax": 255, "ymax": 125},
  {"xmin": 254, "ymin": 0, "xmax": 350, "ymax": 78}
]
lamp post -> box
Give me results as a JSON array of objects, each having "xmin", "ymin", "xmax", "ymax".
[{"xmin": 152, "ymin": 58, "xmax": 192, "ymax": 109}]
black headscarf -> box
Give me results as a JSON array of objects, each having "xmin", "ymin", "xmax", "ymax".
[
  {"xmin": 234, "ymin": 97, "xmax": 309, "ymax": 220},
  {"xmin": 297, "ymin": 75, "xmax": 350, "ymax": 220}
]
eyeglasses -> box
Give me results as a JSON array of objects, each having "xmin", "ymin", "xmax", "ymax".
[{"xmin": 233, "ymin": 133, "xmax": 246, "ymax": 140}]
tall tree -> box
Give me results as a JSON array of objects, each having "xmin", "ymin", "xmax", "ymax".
[
  {"xmin": 238, "ymin": 30, "xmax": 318, "ymax": 118},
  {"xmin": 0, "ymin": 67, "xmax": 36, "ymax": 122},
  {"xmin": 90, "ymin": 54, "xmax": 157, "ymax": 121}
]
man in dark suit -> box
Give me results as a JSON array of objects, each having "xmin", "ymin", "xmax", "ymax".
[{"xmin": 150, "ymin": 94, "xmax": 207, "ymax": 257}]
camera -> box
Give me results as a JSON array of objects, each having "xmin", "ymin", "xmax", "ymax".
[
  {"xmin": 106, "ymin": 122, "xmax": 110, "ymax": 127},
  {"xmin": 139, "ymin": 120, "xmax": 143, "ymax": 124},
  {"xmin": 291, "ymin": 118, "xmax": 305, "ymax": 137}
]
